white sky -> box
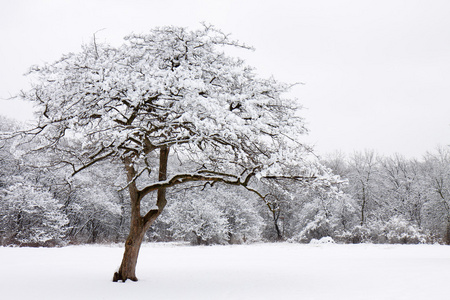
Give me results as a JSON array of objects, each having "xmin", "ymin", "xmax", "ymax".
[{"xmin": 1, "ymin": 0, "xmax": 450, "ymax": 158}]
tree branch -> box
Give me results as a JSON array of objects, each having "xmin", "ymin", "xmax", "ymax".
[
  {"xmin": 72, "ymin": 150, "xmax": 115, "ymax": 176},
  {"xmin": 138, "ymin": 170, "xmax": 255, "ymax": 201},
  {"xmin": 263, "ymin": 175, "xmax": 317, "ymax": 181}
]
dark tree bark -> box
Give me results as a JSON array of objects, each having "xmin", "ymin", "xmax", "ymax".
[
  {"xmin": 113, "ymin": 147, "xmax": 169, "ymax": 282},
  {"xmin": 263, "ymin": 194, "xmax": 284, "ymax": 241},
  {"xmin": 445, "ymin": 217, "xmax": 450, "ymax": 245},
  {"xmin": 273, "ymin": 211, "xmax": 283, "ymax": 241},
  {"xmin": 360, "ymin": 187, "xmax": 366, "ymax": 226}
]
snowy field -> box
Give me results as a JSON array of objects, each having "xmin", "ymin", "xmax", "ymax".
[{"xmin": 1, "ymin": 242, "xmax": 449, "ymax": 300}]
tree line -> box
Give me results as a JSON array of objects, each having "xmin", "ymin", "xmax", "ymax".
[
  {"xmin": 2, "ymin": 115, "xmax": 449, "ymax": 246},
  {"xmin": 322, "ymin": 149, "xmax": 450, "ymax": 244}
]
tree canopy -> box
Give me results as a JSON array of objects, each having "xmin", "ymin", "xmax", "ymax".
[{"xmin": 22, "ymin": 25, "xmax": 308, "ymax": 180}]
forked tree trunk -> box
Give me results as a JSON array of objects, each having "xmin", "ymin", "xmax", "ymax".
[{"xmin": 113, "ymin": 147, "xmax": 169, "ymax": 282}]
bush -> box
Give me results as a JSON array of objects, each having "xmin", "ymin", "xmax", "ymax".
[
  {"xmin": 290, "ymin": 213, "xmax": 332, "ymax": 243},
  {"xmin": 310, "ymin": 236, "xmax": 335, "ymax": 244},
  {"xmin": 383, "ymin": 216, "xmax": 428, "ymax": 244},
  {"xmin": 336, "ymin": 216, "xmax": 429, "ymax": 244}
]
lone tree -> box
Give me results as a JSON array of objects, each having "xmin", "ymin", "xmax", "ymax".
[{"xmin": 17, "ymin": 25, "xmax": 309, "ymax": 281}]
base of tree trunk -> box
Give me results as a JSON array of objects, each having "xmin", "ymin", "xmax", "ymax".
[
  {"xmin": 113, "ymin": 271, "xmax": 138, "ymax": 282},
  {"xmin": 112, "ymin": 220, "xmax": 151, "ymax": 282}
]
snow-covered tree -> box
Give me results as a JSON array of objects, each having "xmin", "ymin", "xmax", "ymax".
[
  {"xmin": 347, "ymin": 150, "xmax": 381, "ymax": 226},
  {"xmin": 280, "ymin": 166, "xmax": 352, "ymax": 243},
  {"xmin": 0, "ymin": 118, "xmax": 68, "ymax": 246},
  {"xmin": 423, "ymin": 147, "xmax": 450, "ymax": 244},
  {"xmin": 0, "ymin": 178, "xmax": 68, "ymax": 246},
  {"xmin": 16, "ymin": 25, "xmax": 310, "ymax": 281},
  {"xmin": 62, "ymin": 166, "xmax": 125, "ymax": 244},
  {"xmin": 378, "ymin": 154, "xmax": 428, "ymax": 227},
  {"xmin": 0, "ymin": 116, "xmax": 21, "ymax": 189},
  {"xmin": 162, "ymin": 184, "xmax": 264, "ymax": 245},
  {"xmin": 164, "ymin": 190, "xmax": 230, "ymax": 245}
]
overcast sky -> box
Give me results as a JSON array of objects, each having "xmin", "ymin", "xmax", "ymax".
[{"xmin": 1, "ymin": 0, "xmax": 449, "ymax": 158}]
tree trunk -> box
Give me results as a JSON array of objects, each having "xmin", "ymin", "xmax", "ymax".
[
  {"xmin": 273, "ymin": 211, "xmax": 283, "ymax": 241},
  {"xmin": 360, "ymin": 187, "xmax": 366, "ymax": 226},
  {"xmin": 445, "ymin": 217, "xmax": 450, "ymax": 245},
  {"xmin": 113, "ymin": 147, "xmax": 169, "ymax": 282},
  {"xmin": 114, "ymin": 218, "xmax": 151, "ymax": 282}
]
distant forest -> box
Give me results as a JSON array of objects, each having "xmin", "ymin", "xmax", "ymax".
[{"xmin": 2, "ymin": 116, "xmax": 449, "ymax": 247}]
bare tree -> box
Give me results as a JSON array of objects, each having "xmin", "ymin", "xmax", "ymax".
[
  {"xmin": 379, "ymin": 154, "xmax": 428, "ymax": 227},
  {"xmin": 423, "ymin": 147, "xmax": 450, "ymax": 244},
  {"xmin": 347, "ymin": 151, "xmax": 381, "ymax": 225}
]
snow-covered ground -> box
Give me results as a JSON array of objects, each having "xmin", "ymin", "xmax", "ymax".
[{"xmin": 1, "ymin": 242, "xmax": 449, "ymax": 300}]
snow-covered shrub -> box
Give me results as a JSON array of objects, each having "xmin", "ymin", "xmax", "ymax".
[
  {"xmin": 336, "ymin": 225, "xmax": 372, "ymax": 244},
  {"xmin": 290, "ymin": 213, "xmax": 332, "ymax": 243},
  {"xmin": 382, "ymin": 216, "xmax": 428, "ymax": 244},
  {"xmin": 310, "ymin": 236, "xmax": 335, "ymax": 244},
  {"xmin": 337, "ymin": 216, "xmax": 428, "ymax": 244},
  {"xmin": 0, "ymin": 180, "xmax": 69, "ymax": 246}
]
